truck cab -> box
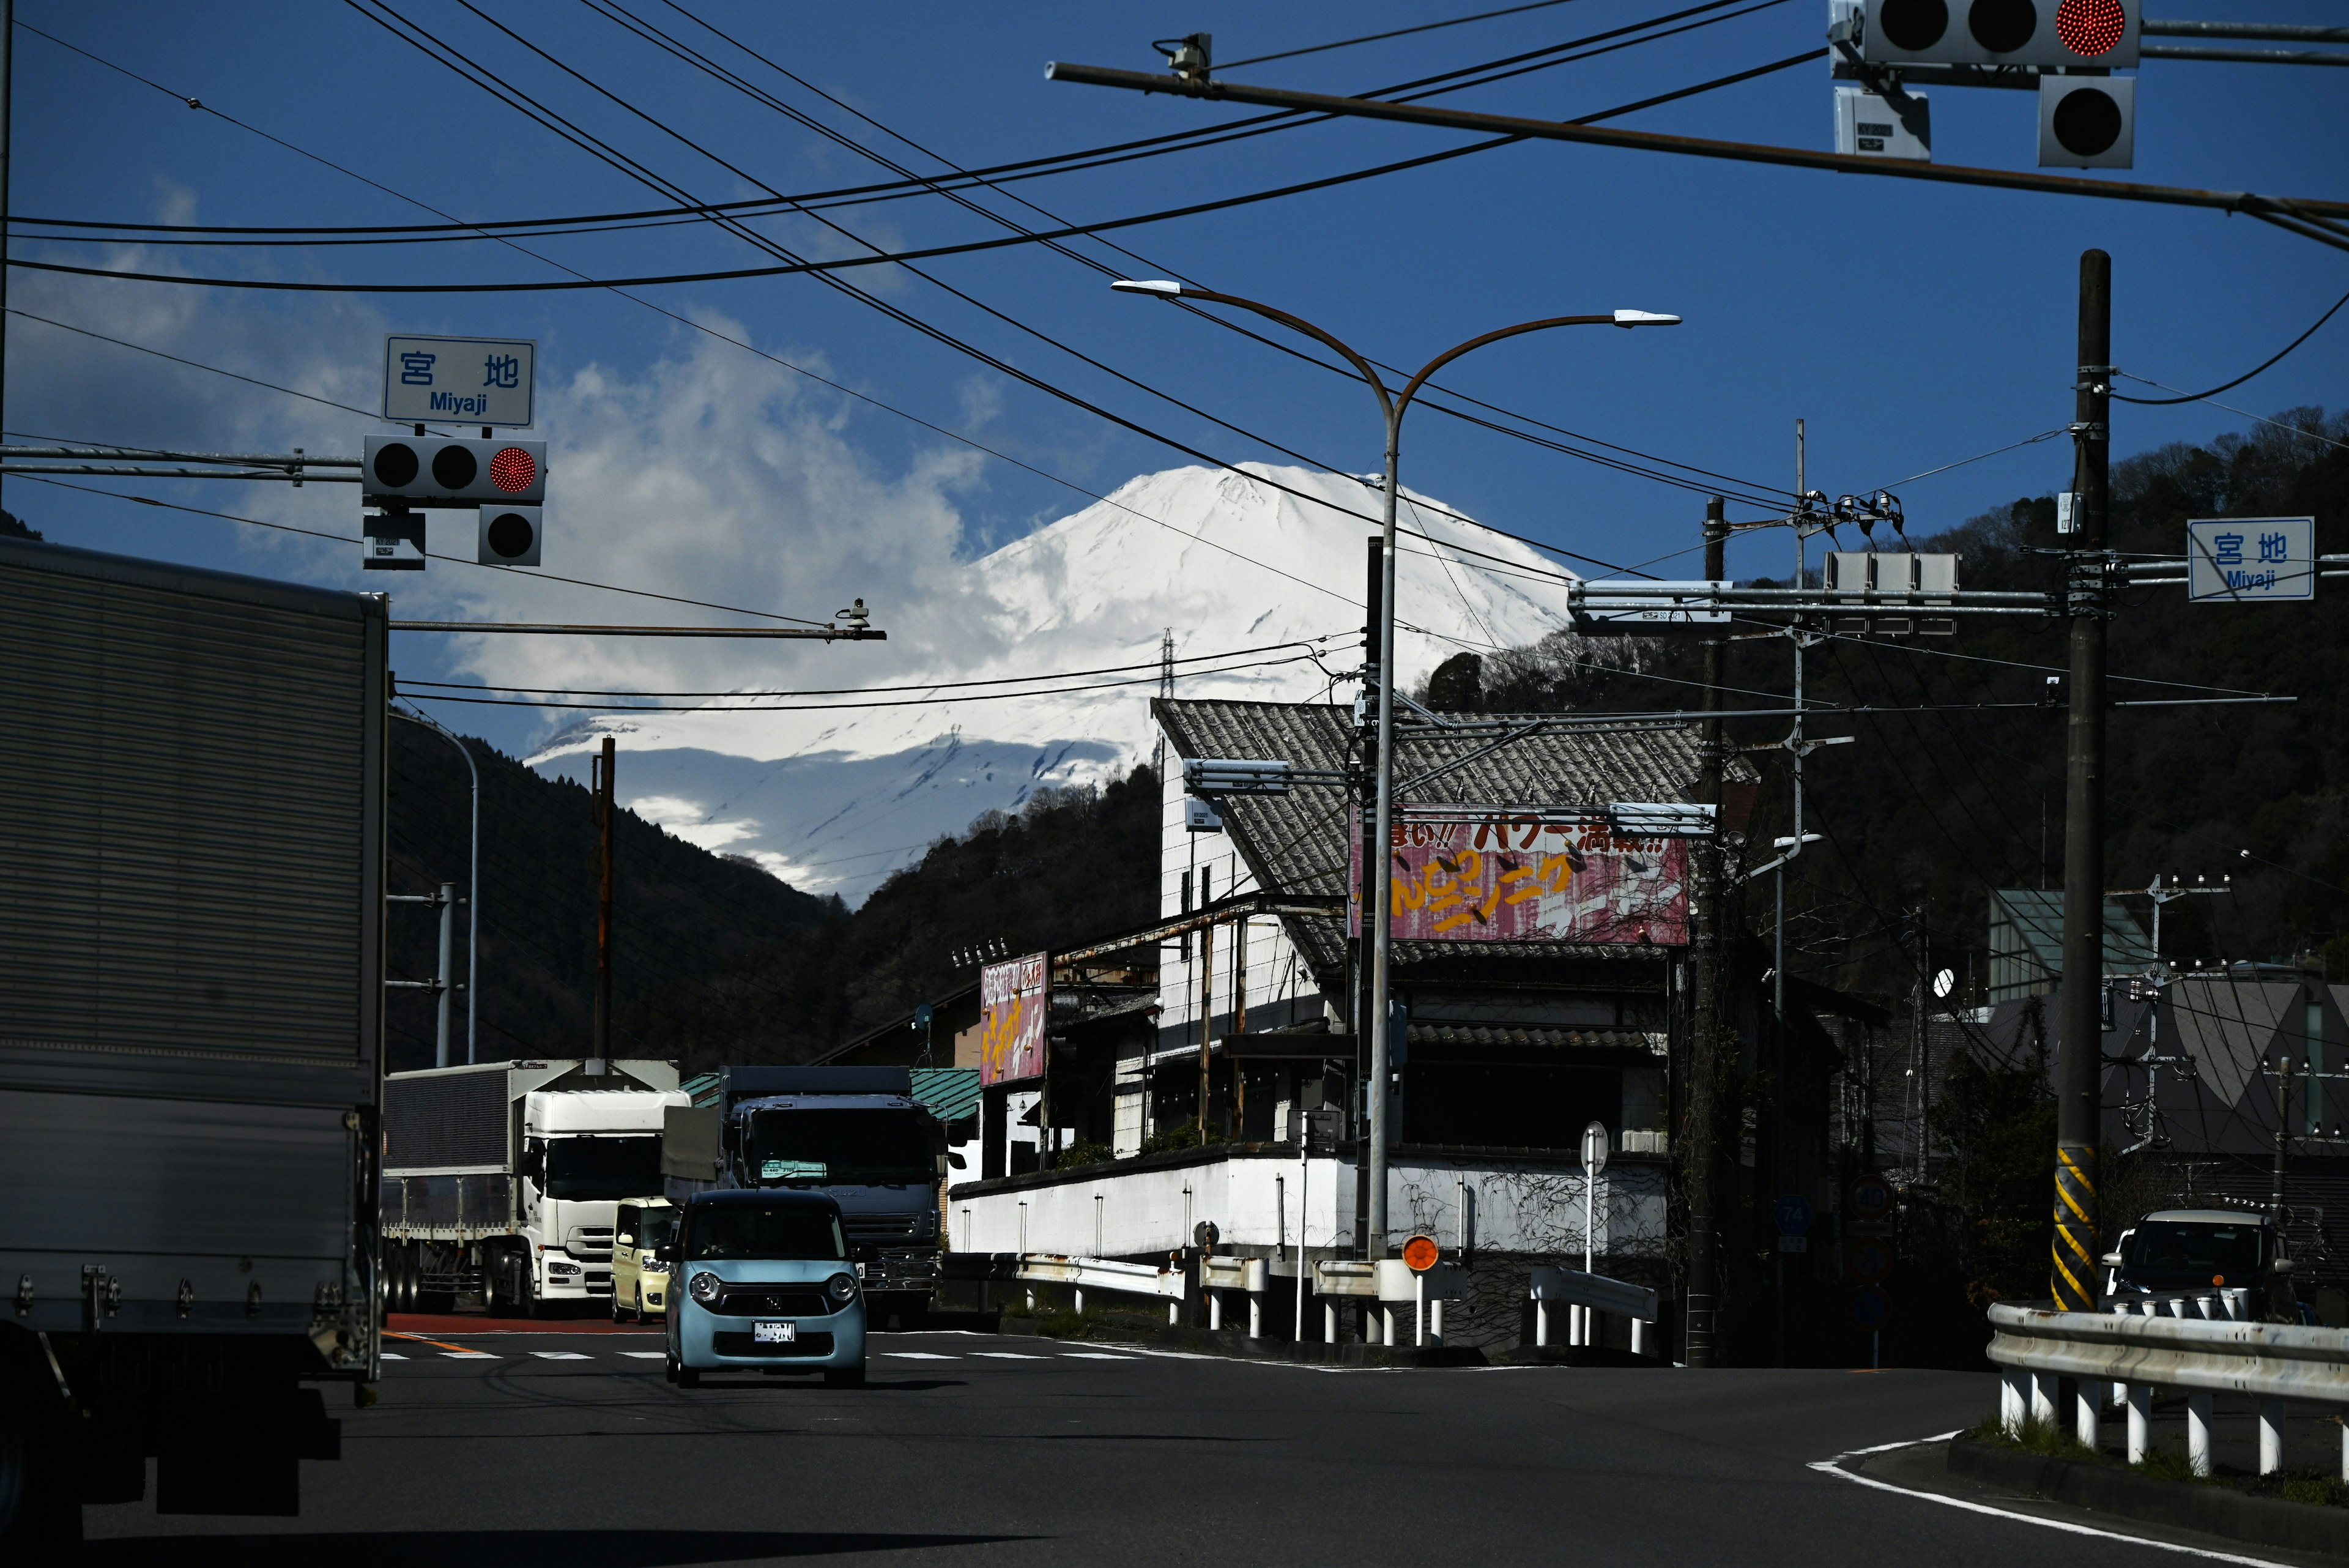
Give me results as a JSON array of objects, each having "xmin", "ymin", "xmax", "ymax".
[
  {"xmin": 513, "ymin": 1087, "xmax": 689, "ymax": 1311},
  {"xmin": 2102, "ymin": 1208, "xmax": 2301, "ymax": 1323}
]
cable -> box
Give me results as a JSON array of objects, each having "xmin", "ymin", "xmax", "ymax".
[
  {"xmin": 2107, "ymin": 377, "xmax": 2349, "ymax": 453},
  {"xmin": 2112, "ymin": 284, "xmax": 2349, "ymax": 406},
  {"xmin": 396, "ymin": 634, "xmax": 1346, "ymax": 697},
  {"xmin": 15, "ymin": 475, "xmax": 841, "ymax": 625},
  {"xmin": 1221, "ymin": 0, "xmax": 1589, "ymax": 69},
  {"xmin": 1865, "ymin": 426, "xmax": 2070, "ymax": 491}
]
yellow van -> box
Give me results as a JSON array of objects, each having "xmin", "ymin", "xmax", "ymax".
[{"xmin": 612, "ymin": 1198, "xmax": 679, "ymax": 1321}]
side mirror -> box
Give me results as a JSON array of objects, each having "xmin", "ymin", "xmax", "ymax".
[
  {"xmin": 2273, "ymin": 1258, "xmax": 2296, "ymax": 1276},
  {"xmin": 2099, "ymin": 1252, "xmax": 2123, "ymax": 1267}
]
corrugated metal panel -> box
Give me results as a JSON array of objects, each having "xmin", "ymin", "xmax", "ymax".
[
  {"xmin": 385, "ymin": 1070, "xmax": 510, "ymax": 1169},
  {"xmin": 910, "ymin": 1067, "xmax": 981, "ymax": 1124},
  {"xmin": 0, "ymin": 543, "xmax": 378, "ymax": 1071}
]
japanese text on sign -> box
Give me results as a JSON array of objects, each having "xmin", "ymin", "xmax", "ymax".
[
  {"xmin": 978, "ymin": 953, "xmax": 1050, "ymax": 1087},
  {"xmin": 2188, "ymin": 516, "xmax": 2314, "ymax": 603},
  {"xmin": 383, "ymin": 333, "xmax": 537, "ymax": 427},
  {"xmin": 1349, "ymin": 808, "xmax": 1690, "ymax": 945}
]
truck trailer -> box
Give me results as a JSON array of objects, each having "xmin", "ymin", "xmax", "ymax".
[
  {"xmin": 0, "ymin": 539, "xmax": 381, "ymax": 1542},
  {"xmin": 665, "ymin": 1067, "xmax": 949, "ymax": 1323},
  {"xmin": 381, "ymin": 1059, "xmax": 689, "ymax": 1315}
]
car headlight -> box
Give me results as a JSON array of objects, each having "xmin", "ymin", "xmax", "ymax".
[
  {"xmin": 825, "ymin": 1273, "xmax": 858, "ymax": 1304},
  {"xmin": 688, "ymin": 1271, "xmax": 721, "ymax": 1304}
]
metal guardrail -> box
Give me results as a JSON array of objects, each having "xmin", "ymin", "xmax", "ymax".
[
  {"xmin": 1013, "ymin": 1253, "xmax": 1185, "ymax": 1302},
  {"xmin": 1987, "ymin": 1300, "xmax": 2349, "ymax": 1477},
  {"xmin": 1529, "ymin": 1266, "xmax": 1658, "ymax": 1356}
]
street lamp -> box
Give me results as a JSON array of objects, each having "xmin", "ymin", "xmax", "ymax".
[{"xmin": 1112, "ymin": 279, "xmax": 1679, "ymax": 1257}]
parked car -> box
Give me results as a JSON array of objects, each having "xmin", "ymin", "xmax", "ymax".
[
  {"xmin": 613, "ymin": 1199, "xmax": 678, "ymax": 1321},
  {"xmin": 664, "ymin": 1190, "xmax": 867, "ymax": 1388},
  {"xmin": 2101, "ymin": 1208, "xmax": 2303, "ymax": 1323}
]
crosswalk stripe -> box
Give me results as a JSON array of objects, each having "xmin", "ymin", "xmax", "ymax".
[
  {"xmin": 974, "ymin": 1352, "xmax": 1046, "ymax": 1359},
  {"xmin": 441, "ymin": 1351, "xmax": 499, "ymax": 1359},
  {"xmin": 883, "ymin": 1351, "xmax": 957, "ymax": 1359},
  {"xmin": 1061, "ymin": 1352, "xmax": 1137, "ymax": 1360},
  {"xmin": 618, "ymin": 1351, "xmax": 667, "ymax": 1359},
  {"xmin": 530, "ymin": 1351, "xmax": 591, "ymax": 1360}
]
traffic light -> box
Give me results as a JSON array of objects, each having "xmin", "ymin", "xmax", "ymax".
[
  {"xmin": 478, "ymin": 503, "xmax": 544, "ymax": 567},
  {"xmin": 2040, "ymin": 73, "xmax": 2134, "ymax": 166},
  {"xmin": 363, "ymin": 434, "xmax": 545, "ymax": 507},
  {"xmin": 1861, "ymin": 0, "xmax": 2137, "ymax": 67}
]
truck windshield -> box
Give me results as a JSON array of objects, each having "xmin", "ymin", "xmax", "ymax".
[
  {"xmin": 747, "ymin": 1109, "xmax": 933, "ymax": 1186},
  {"xmin": 543, "ymin": 1135, "xmax": 663, "ymax": 1200},
  {"xmin": 2125, "ymin": 1221, "xmax": 2263, "ymax": 1277},
  {"xmin": 688, "ymin": 1205, "xmax": 846, "ymax": 1261}
]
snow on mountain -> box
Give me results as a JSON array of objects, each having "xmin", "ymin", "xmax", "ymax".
[{"xmin": 526, "ymin": 462, "xmax": 1578, "ymax": 901}]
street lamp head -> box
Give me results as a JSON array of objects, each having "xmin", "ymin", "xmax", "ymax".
[
  {"xmin": 1111, "ymin": 279, "xmax": 1186, "ymax": 297},
  {"xmin": 1611, "ymin": 309, "xmax": 1682, "ymax": 327}
]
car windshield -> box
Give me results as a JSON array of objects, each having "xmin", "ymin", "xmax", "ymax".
[
  {"xmin": 686, "ymin": 1205, "xmax": 846, "ymax": 1261},
  {"xmin": 639, "ymin": 1210, "xmax": 677, "ymax": 1249},
  {"xmin": 542, "ymin": 1135, "xmax": 663, "ymax": 1201},
  {"xmin": 2125, "ymin": 1221, "xmax": 2264, "ymax": 1276},
  {"xmin": 746, "ymin": 1108, "xmax": 933, "ymax": 1186}
]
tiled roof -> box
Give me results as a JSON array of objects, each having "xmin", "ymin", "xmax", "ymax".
[{"xmin": 1157, "ymin": 698, "xmax": 1751, "ymax": 981}]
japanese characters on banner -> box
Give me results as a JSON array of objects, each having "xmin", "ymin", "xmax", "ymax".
[
  {"xmin": 978, "ymin": 952, "xmax": 1050, "ymax": 1086},
  {"xmin": 1348, "ymin": 807, "xmax": 1691, "ymax": 945}
]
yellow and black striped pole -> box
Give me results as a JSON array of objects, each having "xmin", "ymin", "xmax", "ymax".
[
  {"xmin": 2052, "ymin": 1142, "xmax": 2099, "ymax": 1310},
  {"xmin": 2052, "ymin": 250, "xmax": 2110, "ymax": 1312}
]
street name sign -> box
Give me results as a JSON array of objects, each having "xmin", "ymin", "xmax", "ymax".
[
  {"xmin": 384, "ymin": 333, "xmax": 537, "ymax": 427},
  {"xmin": 2189, "ymin": 516, "xmax": 2314, "ymax": 603}
]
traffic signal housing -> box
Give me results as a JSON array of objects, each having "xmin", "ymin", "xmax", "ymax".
[
  {"xmin": 1861, "ymin": 0, "xmax": 2138, "ymax": 67},
  {"xmin": 2040, "ymin": 73, "xmax": 2134, "ymax": 166},
  {"xmin": 363, "ymin": 434, "xmax": 545, "ymax": 507},
  {"xmin": 478, "ymin": 503, "xmax": 544, "ymax": 567}
]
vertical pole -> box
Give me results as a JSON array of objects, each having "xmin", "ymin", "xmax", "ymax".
[
  {"xmin": 1233, "ymin": 915, "xmax": 1248, "ymax": 1134},
  {"xmin": 592, "ymin": 735, "xmax": 615, "ymax": 1074},
  {"xmin": 434, "ymin": 882, "xmax": 455, "ymax": 1069},
  {"xmin": 0, "ymin": 0, "xmax": 12, "ymax": 496},
  {"xmin": 1685, "ymin": 497, "xmax": 1729, "ymax": 1365},
  {"xmin": 1197, "ymin": 915, "xmax": 1216, "ymax": 1138},
  {"xmin": 2188, "ymin": 1392, "xmax": 2214, "ymax": 1475},
  {"xmin": 2260, "ymin": 1400, "xmax": 2287, "ymax": 1474},
  {"xmin": 2052, "ymin": 249, "xmax": 2111, "ymax": 1312},
  {"xmin": 1353, "ymin": 535, "xmax": 1382, "ymax": 1257},
  {"xmin": 1296, "ymin": 1141, "xmax": 1308, "ymax": 1342},
  {"xmin": 2273, "ymin": 1056, "xmax": 2295, "ymax": 1223},
  {"xmin": 2076, "ymin": 1381, "xmax": 2101, "ymax": 1452},
  {"xmin": 2126, "ymin": 1381, "xmax": 2151, "ymax": 1463},
  {"xmin": 1367, "ymin": 409, "xmax": 1405, "ymax": 1262}
]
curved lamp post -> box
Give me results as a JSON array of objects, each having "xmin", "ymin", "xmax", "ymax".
[{"xmin": 1111, "ymin": 279, "xmax": 1679, "ymax": 1257}]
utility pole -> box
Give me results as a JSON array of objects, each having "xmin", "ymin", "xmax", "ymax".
[
  {"xmin": 590, "ymin": 735, "xmax": 615, "ymax": 1076},
  {"xmin": 436, "ymin": 882, "xmax": 456, "ymax": 1069},
  {"xmin": 1684, "ymin": 496, "xmax": 1729, "ymax": 1367},
  {"xmin": 1154, "ymin": 628, "xmax": 1173, "ymax": 785},
  {"xmin": 1355, "ymin": 535, "xmax": 1381, "ymax": 1259},
  {"xmin": 2052, "ymin": 249, "xmax": 2112, "ymax": 1312}
]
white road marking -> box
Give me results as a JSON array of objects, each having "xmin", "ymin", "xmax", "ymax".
[
  {"xmin": 974, "ymin": 1352, "xmax": 1047, "ymax": 1359},
  {"xmin": 1061, "ymin": 1352, "xmax": 1138, "ymax": 1361},
  {"xmin": 1809, "ymin": 1435, "xmax": 2296, "ymax": 1566},
  {"xmin": 618, "ymin": 1351, "xmax": 667, "ymax": 1359},
  {"xmin": 380, "ymin": 1352, "xmax": 409, "ymax": 1361},
  {"xmin": 530, "ymin": 1351, "xmax": 591, "ymax": 1360},
  {"xmin": 884, "ymin": 1351, "xmax": 959, "ymax": 1359},
  {"xmin": 441, "ymin": 1351, "xmax": 498, "ymax": 1359}
]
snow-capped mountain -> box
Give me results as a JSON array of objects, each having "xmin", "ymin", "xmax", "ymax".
[{"xmin": 526, "ymin": 462, "xmax": 1579, "ymax": 901}]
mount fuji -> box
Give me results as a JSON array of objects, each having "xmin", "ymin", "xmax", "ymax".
[{"xmin": 525, "ymin": 462, "xmax": 1581, "ymax": 902}]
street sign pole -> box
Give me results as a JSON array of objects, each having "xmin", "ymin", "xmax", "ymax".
[
  {"xmin": 2053, "ymin": 250, "xmax": 2110, "ymax": 1313},
  {"xmin": 1581, "ymin": 1120, "xmax": 1608, "ymax": 1348}
]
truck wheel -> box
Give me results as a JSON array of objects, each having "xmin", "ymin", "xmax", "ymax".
[
  {"xmin": 515, "ymin": 1269, "xmax": 538, "ymax": 1321},
  {"xmin": 823, "ymin": 1365, "xmax": 866, "ymax": 1389}
]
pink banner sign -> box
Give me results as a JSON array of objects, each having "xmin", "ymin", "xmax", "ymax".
[
  {"xmin": 1349, "ymin": 810, "xmax": 1690, "ymax": 945},
  {"xmin": 978, "ymin": 952, "xmax": 1050, "ymax": 1086}
]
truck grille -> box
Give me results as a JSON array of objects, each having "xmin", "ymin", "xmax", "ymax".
[{"xmin": 844, "ymin": 1214, "xmax": 921, "ymax": 1242}]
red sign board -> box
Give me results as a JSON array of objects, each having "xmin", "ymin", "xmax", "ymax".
[
  {"xmin": 978, "ymin": 952, "xmax": 1049, "ymax": 1087},
  {"xmin": 1348, "ymin": 808, "xmax": 1690, "ymax": 945}
]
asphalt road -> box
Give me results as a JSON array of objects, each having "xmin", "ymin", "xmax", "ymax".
[{"xmin": 37, "ymin": 1326, "xmax": 2230, "ymax": 1567}]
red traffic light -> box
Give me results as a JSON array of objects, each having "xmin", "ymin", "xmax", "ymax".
[
  {"xmin": 491, "ymin": 445, "xmax": 538, "ymax": 492},
  {"xmin": 2056, "ymin": 0, "xmax": 2126, "ymax": 54}
]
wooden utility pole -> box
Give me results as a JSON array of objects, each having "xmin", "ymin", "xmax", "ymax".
[
  {"xmin": 2052, "ymin": 251, "xmax": 2110, "ymax": 1310},
  {"xmin": 1684, "ymin": 496, "xmax": 1729, "ymax": 1367},
  {"xmin": 591, "ymin": 735, "xmax": 615, "ymax": 1075}
]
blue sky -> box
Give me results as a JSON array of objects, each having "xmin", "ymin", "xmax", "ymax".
[{"xmin": 9, "ymin": 0, "xmax": 2343, "ymax": 765}]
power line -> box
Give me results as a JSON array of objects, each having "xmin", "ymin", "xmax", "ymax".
[
  {"xmin": 2107, "ymin": 377, "xmax": 2349, "ymax": 453},
  {"xmin": 1221, "ymin": 0, "xmax": 1589, "ymax": 69},
  {"xmin": 2112, "ymin": 284, "xmax": 2349, "ymax": 406}
]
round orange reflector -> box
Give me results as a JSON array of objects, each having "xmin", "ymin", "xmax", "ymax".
[
  {"xmin": 1401, "ymin": 1235, "xmax": 1440, "ymax": 1272},
  {"xmin": 2213, "ymin": 1274, "xmax": 2225, "ymax": 1287}
]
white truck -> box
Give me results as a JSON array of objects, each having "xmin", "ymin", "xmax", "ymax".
[
  {"xmin": 380, "ymin": 1060, "xmax": 688, "ymax": 1316},
  {"xmin": 1, "ymin": 538, "xmax": 381, "ymax": 1544}
]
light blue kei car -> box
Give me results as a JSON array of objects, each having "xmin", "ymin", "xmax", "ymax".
[{"xmin": 662, "ymin": 1189, "xmax": 867, "ymax": 1388}]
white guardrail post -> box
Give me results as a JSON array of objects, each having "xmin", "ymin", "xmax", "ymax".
[
  {"xmin": 1527, "ymin": 1267, "xmax": 1659, "ymax": 1355},
  {"xmin": 1987, "ymin": 1299, "xmax": 2349, "ymax": 1480}
]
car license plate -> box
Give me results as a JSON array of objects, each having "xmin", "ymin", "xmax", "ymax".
[{"xmin": 753, "ymin": 1320, "xmax": 796, "ymax": 1344}]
